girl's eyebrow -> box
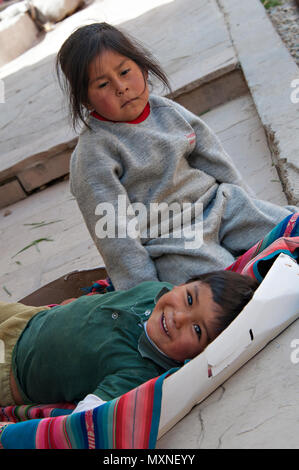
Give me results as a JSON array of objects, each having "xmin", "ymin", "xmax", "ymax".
[{"xmin": 90, "ymin": 58, "xmax": 129, "ymax": 83}]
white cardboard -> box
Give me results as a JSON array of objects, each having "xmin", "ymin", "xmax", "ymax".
[{"xmin": 158, "ymin": 254, "xmax": 299, "ymax": 438}]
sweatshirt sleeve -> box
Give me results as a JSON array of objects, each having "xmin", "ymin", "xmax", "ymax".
[
  {"xmin": 170, "ymin": 100, "xmax": 255, "ymax": 196},
  {"xmin": 70, "ymin": 131, "xmax": 159, "ymax": 290}
]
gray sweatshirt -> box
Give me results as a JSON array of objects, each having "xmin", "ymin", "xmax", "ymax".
[{"xmin": 70, "ymin": 94, "xmax": 253, "ymax": 289}]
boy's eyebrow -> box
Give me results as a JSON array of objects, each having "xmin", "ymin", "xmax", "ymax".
[
  {"xmin": 194, "ymin": 283, "xmax": 212, "ymax": 343},
  {"xmin": 203, "ymin": 322, "xmax": 212, "ymax": 344},
  {"xmin": 90, "ymin": 58, "xmax": 129, "ymax": 83},
  {"xmin": 194, "ymin": 284, "xmax": 199, "ymax": 304}
]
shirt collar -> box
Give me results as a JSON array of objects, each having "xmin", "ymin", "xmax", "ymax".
[
  {"xmin": 138, "ymin": 327, "xmax": 183, "ymax": 370},
  {"xmin": 91, "ymin": 102, "xmax": 150, "ymax": 124}
]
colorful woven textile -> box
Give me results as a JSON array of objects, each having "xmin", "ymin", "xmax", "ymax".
[
  {"xmin": 81, "ymin": 277, "xmax": 115, "ymax": 294},
  {"xmin": 226, "ymin": 213, "xmax": 299, "ymax": 281},
  {"xmin": 0, "ymin": 372, "xmax": 170, "ymax": 449},
  {"xmin": 0, "ymin": 213, "xmax": 298, "ymax": 449}
]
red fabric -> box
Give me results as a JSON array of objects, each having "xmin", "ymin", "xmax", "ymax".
[{"xmin": 91, "ymin": 102, "xmax": 150, "ymax": 124}]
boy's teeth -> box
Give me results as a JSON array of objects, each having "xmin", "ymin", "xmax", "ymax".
[{"xmin": 162, "ymin": 314, "xmax": 169, "ymax": 334}]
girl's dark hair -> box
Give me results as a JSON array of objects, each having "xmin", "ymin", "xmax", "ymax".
[
  {"xmin": 186, "ymin": 270, "xmax": 259, "ymax": 337},
  {"xmin": 56, "ymin": 22, "xmax": 171, "ymax": 131}
]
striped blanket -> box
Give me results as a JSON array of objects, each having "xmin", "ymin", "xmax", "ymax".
[
  {"xmin": 0, "ymin": 373, "xmax": 171, "ymax": 449},
  {"xmin": 225, "ymin": 212, "xmax": 299, "ymax": 278},
  {"xmin": 0, "ymin": 213, "xmax": 298, "ymax": 449}
]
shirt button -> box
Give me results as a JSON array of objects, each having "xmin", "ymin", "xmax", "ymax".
[{"xmin": 112, "ymin": 312, "xmax": 119, "ymax": 320}]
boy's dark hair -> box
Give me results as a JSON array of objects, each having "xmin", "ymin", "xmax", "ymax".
[
  {"xmin": 186, "ymin": 270, "xmax": 259, "ymax": 337},
  {"xmin": 56, "ymin": 22, "xmax": 171, "ymax": 131}
]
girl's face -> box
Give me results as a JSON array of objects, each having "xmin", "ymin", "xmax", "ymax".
[
  {"xmin": 87, "ymin": 49, "xmax": 149, "ymax": 122},
  {"xmin": 146, "ymin": 282, "xmax": 220, "ymax": 362}
]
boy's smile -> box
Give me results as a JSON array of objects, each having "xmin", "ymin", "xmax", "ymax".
[
  {"xmin": 146, "ymin": 281, "xmax": 221, "ymax": 362},
  {"xmin": 87, "ymin": 50, "xmax": 149, "ymax": 122}
]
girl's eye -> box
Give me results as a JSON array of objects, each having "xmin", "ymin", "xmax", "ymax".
[
  {"xmin": 187, "ymin": 292, "xmax": 193, "ymax": 306},
  {"xmin": 193, "ymin": 324, "xmax": 202, "ymax": 341},
  {"xmin": 98, "ymin": 82, "xmax": 108, "ymax": 89},
  {"xmin": 121, "ymin": 68, "xmax": 130, "ymax": 76}
]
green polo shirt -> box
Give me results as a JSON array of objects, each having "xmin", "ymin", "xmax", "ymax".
[{"xmin": 12, "ymin": 281, "xmax": 176, "ymax": 403}]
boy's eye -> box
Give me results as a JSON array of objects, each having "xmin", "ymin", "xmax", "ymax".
[
  {"xmin": 187, "ymin": 292, "xmax": 193, "ymax": 306},
  {"xmin": 120, "ymin": 68, "xmax": 130, "ymax": 76},
  {"xmin": 193, "ymin": 324, "xmax": 202, "ymax": 341}
]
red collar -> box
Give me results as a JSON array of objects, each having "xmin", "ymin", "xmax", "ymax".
[{"xmin": 91, "ymin": 102, "xmax": 150, "ymax": 124}]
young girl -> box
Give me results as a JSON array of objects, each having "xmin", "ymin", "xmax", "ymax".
[
  {"xmin": 56, "ymin": 22, "xmax": 298, "ymax": 291},
  {"xmin": 0, "ymin": 270, "xmax": 258, "ymax": 413}
]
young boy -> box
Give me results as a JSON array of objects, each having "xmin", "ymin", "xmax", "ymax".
[{"xmin": 0, "ymin": 270, "xmax": 257, "ymax": 413}]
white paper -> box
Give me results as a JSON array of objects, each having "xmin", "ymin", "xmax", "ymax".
[{"xmin": 158, "ymin": 254, "xmax": 299, "ymax": 438}]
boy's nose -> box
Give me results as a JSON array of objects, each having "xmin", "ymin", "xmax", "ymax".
[{"xmin": 173, "ymin": 310, "xmax": 189, "ymax": 329}]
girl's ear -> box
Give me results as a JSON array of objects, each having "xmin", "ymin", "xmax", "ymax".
[
  {"xmin": 142, "ymin": 69, "xmax": 149, "ymax": 81},
  {"xmin": 85, "ymin": 102, "xmax": 95, "ymax": 111}
]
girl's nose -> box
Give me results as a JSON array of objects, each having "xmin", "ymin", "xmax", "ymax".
[{"xmin": 115, "ymin": 84, "xmax": 128, "ymax": 96}]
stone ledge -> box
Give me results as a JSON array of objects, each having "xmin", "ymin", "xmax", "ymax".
[
  {"xmin": 218, "ymin": 0, "xmax": 299, "ymax": 205},
  {"xmin": 0, "ymin": 178, "xmax": 26, "ymax": 209},
  {"xmin": 17, "ymin": 146, "xmax": 73, "ymax": 192},
  {"xmin": 174, "ymin": 67, "xmax": 248, "ymax": 116},
  {"xmin": 0, "ymin": 139, "xmax": 77, "ymax": 208}
]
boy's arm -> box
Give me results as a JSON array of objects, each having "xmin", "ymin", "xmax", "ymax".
[
  {"xmin": 90, "ymin": 367, "xmax": 162, "ymax": 403},
  {"xmin": 71, "ymin": 367, "xmax": 159, "ymax": 414},
  {"xmin": 70, "ymin": 135, "xmax": 159, "ymax": 291},
  {"xmin": 71, "ymin": 364, "xmax": 161, "ymax": 413}
]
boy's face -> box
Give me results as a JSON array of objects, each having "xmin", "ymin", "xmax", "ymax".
[
  {"xmin": 146, "ymin": 282, "xmax": 221, "ymax": 362},
  {"xmin": 87, "ymin": 49, "xmax": 149, "ymax": 122}
]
